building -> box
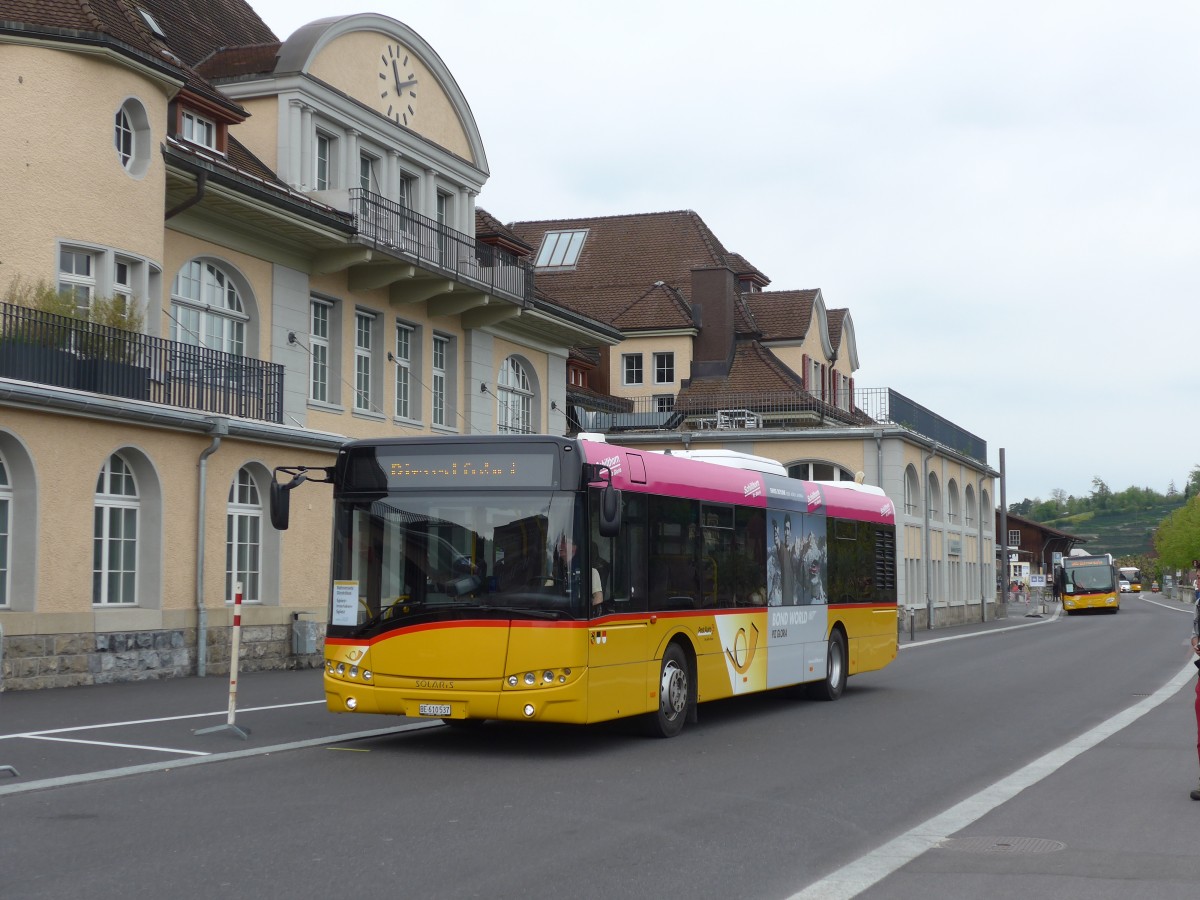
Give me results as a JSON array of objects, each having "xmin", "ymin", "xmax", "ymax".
[
  {"xmin": 0, "ymin": 1, "xmax": 617, "ymax": 689},
  {"xmin": 510, "ymin": 211, "xmax": 1000, "ymax": 627}
]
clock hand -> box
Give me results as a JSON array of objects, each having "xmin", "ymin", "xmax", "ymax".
[
  {"xmin": 397, "ymin": 79, "xmax": 418, "ymax": 92},
  {"xmin": 391, "ymin": 59, "xmax": 403, "ymax": 94}
]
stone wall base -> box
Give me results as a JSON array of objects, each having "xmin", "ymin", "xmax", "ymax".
[{"xmin": 0, "ymin": 624, "xmax": 325, "ymax": 691}]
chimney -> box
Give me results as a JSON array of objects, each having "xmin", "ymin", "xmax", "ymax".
[{"xmin": 689, "ymin": 266, "xmax": 737, "ymax": 379}]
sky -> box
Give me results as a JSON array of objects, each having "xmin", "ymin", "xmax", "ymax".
[{"xmin": 251, "ymin": 0, "xmax": 1199, "ymax": 504}]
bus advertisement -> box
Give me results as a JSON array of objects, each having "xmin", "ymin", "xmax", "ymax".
[
  {"xmin": 270, "ymin": 434, "xmax": 899, "ymax": 737},
  {"xmin": 1058, "ymin": 554, "xmax": 1120, "ymax": 614}
]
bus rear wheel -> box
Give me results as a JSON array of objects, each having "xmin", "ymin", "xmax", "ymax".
[
  {"xmin": 810, "ymin": 630, "xmax": 846, "ymax": 702},
  {"xmin": 646, "ymin": 644, "xmax": 689, "ymax": 738}
]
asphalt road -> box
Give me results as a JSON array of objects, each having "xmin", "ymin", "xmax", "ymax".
[{"xmin": 1, "ymin": 594, "xmax": 1197, "ymax": 900}]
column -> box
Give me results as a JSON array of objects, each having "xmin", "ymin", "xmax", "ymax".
[
  {"xmin": 286, "ymin": 99, "xmax": 304, "ymax": 189},
  {"xmin": 299, "ymin": 105, "xmax": 313, "ymax": 191}
]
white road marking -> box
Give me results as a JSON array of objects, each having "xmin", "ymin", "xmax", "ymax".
[
  {"xmin": 23, "ymin": 735, "xmax": 210, "ymax": 756},
  {"xmin": 788, "ymin": 659, "xmax": 1198, "ymax": 900}
]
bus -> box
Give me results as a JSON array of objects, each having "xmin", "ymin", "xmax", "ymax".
[
  {"xmin": 1057, "ymin": 554, "xmax": 1120, "ymax": 614},
  {"xmin": 270, "ymin": 434, "xmax": 899, "ymax": 737},
  {"xmin": 1118, "ymin": 566, "xmax": 1142, "ymax": 593}
]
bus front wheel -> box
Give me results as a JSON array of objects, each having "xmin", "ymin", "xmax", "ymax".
[
  {"xmin": 646, "ymin": 644, "xmax": 689, "ymax": 738},
  {"xmin": 810, "ymin": 630, "xmax": 846, "ymax": 702}
]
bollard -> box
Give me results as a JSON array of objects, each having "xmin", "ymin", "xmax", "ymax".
[
  {"xmin": 909, "ymin": 607, "xmax": 916, "ymax": 642},
  {"xmin": 194, "ymin": 582, "xmax": 250, "ymax": 740}
]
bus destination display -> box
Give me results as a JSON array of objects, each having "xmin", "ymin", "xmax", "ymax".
[{"xmin": 380, "ymin": 450, "xmax": 556, "ymax": 489}]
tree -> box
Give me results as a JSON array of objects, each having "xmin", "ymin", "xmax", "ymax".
[
  {"xmin": 1153, "ymin": 496, "xmax": 1200, "ymax": 573},
  {"xmin": 1051, "ymin": 488, "xmax": 1068, "ymax": 508},
  {"xmin": 1167, "ymin": 480, "xmax": 1178, "ymax": 497}
]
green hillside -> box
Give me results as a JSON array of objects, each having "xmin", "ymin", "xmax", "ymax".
[{"xmin": 1029, "ymin": 499, "xmax": 1184, "ymax": 557}]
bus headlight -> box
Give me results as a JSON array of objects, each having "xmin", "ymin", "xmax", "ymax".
[
  {"xmin": 524, "ymin": 672, "xmax": 536, "ymax": 685},
  {"xmin": 523, "ymin": 704, "xmax": 535, "ymax": 718},
  {"xmin": 508, "ymin": 675, "xmax": 518, "ymax": 687},
  {"xmin": 336, "ymin": 663, "xmax": 346, "ymax": 676},
  {"xmin": 543, "ymin": 670, "xmax": 554, "ymax": 683},
  {"xmin": 346, "ymin": 697, "xmax": 357, "ymax": 710},
  {"xmin": 362, "ymin": 670, "xmax": 373, "ymax": 681}
]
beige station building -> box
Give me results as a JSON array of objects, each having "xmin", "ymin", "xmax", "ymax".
[{"xmin": 0, "ymin": 0, "xmax": 996, "ymax": 690}]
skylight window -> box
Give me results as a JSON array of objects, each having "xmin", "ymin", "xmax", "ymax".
[
  {"xmin": 138, "ymin": 8, "xmax": 166, "ymax": 37},
  {"xmin": 534, "ymin": 230, "xmax": 588, "ymax": 269}
]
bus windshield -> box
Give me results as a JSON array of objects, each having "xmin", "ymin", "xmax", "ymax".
[
  {"xmin": 329, "ymin": 490, "xmax": 588, "ymax": 634},
  {"xmin": 1064, "ymin": 563, "xmax": 1114, "ymax": 593}
]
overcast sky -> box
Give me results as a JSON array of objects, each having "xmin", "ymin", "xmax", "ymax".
[{"xmin": 253, "ymin": 1, "xmax": 1199, "ymax": 504}]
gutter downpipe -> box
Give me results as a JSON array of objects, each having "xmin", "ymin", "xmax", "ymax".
[
  {"xmin": 998, "ymin": 448, "xmax": 1008, "ymax": 618},
  {"xmin": 979, "ymin": 473, "xmax": 987, "ymax": 622},
  {"xmin": 196, "ymin": 417, "xmax": 229, "ymax": 677},
  {"xmin": 922, "ymin": 441, "xmax": 935, "ymax": 630}
]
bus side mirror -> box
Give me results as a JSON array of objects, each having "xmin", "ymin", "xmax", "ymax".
[
  {"xmin": 270, "ymin": 472, "xmax": 308, "ymax": 531},
  {"xmin": 599, "ymin": 485, "xmax": 622, "ymax": 537},
  {"xmin": 269, "ymin": 480, "xmax": 291, "ymax": 531}
]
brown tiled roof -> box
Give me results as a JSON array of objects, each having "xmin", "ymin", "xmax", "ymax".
[
  {"xmin": 507, "ymin": 210, "xmax": 764, "ymax": 330},
  {"xmin": 225, "ymin": 135, "xmax": 290, "ymax": 187},
  {"xmin": 676, "ymin": 341, "xmax": 805, "ymax": 409},
  {"xmin": 197, "ymin": 42, "xmax": 282, "ymax": 79},
  {"xmin": 742, "ymin": 290, "xmax": 819, "ymax": 342},
  {"xmin": 475, "ymin": 208, "xmax": 533, "ymax": 255},
  {"xmin": 726, "ymin": 252, "xmax": 769, "ymax": 286},
  {"xmin": 611, "ymin": 281, "xmax": 694, "ymax": 332},
  {"xmin": 827, "ymin": 308, "xmax": 847, "ymax": 355},
  {"xmin": 139, "ymin": 0, "xmax": 277, "ymax": 68}
]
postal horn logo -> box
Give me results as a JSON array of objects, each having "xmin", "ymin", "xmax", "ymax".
[{"xmin": 724, "ymin": 623, "xmax": 760, "ymax": 675}]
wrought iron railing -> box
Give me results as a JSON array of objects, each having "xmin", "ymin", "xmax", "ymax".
[
  {"xmin": 349, "ymin": 189, "xmax": 533, "ymax": 306},
  {"xmin": 855, "ymin": 388, "xmax": 986, "ymax": 462},
  {"xmin": 0, "ymin": 303, "xmax": 284, "ymax": 422}
]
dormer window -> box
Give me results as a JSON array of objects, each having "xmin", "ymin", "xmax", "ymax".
[
  {"xmin": 181, "ymin": 111, "xmax": 217, "ymax": 151},
  {"xmin": 534, "ymin": 230, "xmax": 587, "ymax": 269},
  {"xmin": 138, "ymin": 8, "xmax": 166, "ymax": 37}
]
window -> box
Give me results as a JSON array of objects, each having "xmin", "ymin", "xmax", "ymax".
[
  {"xmin": 622, "ymin": 353, "xmax": 643, "ymax": 386},
  {"xmin": 654, "ymin": 395, "xmax": 675, "ymax": 413},
  {"xmin": 181, "ymin": 111, "xmax": 216, "ymax": 150},
  {"xmin": 1008, "ymin": 529, "xmax": 1021, "ymax": 549},
  {"xmin": 170, "ymin": 260, "xmax": 246, "ymax": 354},
  {"xmin": 654, "ymin": 352, "xmax": 674, "ymax": 384},
  {"xmin": 904, "ymin": 465, "xmax": 920, "ymax": 516},
  {"xmin": 310, "ymin": 299, "xmax": 330, "ymax": 403},
  {"xmin": 534, "ymin": 230, "xmax": 588, "ymax": 268},
  {"xmin": 394, "ymin": 322, "xmax": 413, "ymax": 419},
  {"xmin": 315, "ymin": 133, "xmax": 332, "ymax": 190},
  {"xmin": 354, "ymin": 311, "xmax": 375, "ymax": 412},
  {"xmin": 58, "ymin": 248, "xmax": 95, "ymax": 313},
  {"xmin": 788, "ymin": 461, "xmax": 856, "ymax": 482},
  {"xmin": 497, "ymin": 356, "xmax": 533, "ymax": 434},
  {"xmin": 227, "ymin": 467, "xmax": 262, "ymax": 604},
  {"xmin": 436, "ymin": 192, "xmax": 451, "ymax": 264},
  {"xmin": 965, "ymin": 484, "xmax": 977, "ymax": 528},
  {"xmin": 0, "ymin": 454, "xmax": 9, "ymax": 607},
  {"xmin": 947, "ymin": 479, "xmax": 961, "ymax": 525},
  {"xmin": 359, "ymin": 153, "xmax": 378, "ymax": 192},
  {"xmin": 94, "ymin": 453, "xmax": 138, "ymax": 605},
  {"xmin": 398, "ymin": 173, "xmax": 415, "ymax": 209},
  {"xmin": 432, "ymin": 335, "xmax": 448, "ymax": 426},
  {"xmin": 115, "ymin": 108, "xmax": 134, "ymax": 168},
  {"xmin": 928, "ymin": 473, "xmax": 941, "ymax": 521}
]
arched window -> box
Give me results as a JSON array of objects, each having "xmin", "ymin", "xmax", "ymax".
[
  {"xmin": 904, "ymin": 465, "xmax": 920, "ymax": 516},
  {"xmin": 94, "ymin": 453, "xmax": 139, "ymax": 605},
  {"xmin": 788, "ymin": 460, "xmax": 856, "ymax": 482},
  {"xmin": 170, "ymin": 260, "xmax": 247, "ymax": 355},
  {"xmin": 227, "ymin": 467, "xmax": 262, "ymax": 604},
  {"xmin": 981, "ymin": 489, "xmax": 992, "ymax": 532},
  {"xmin": 497, "ymin": 356, "xmax": 533, "ymax": 434},
  {"xmin": 965, "ymin": 483, "xmax": 977, "ymax": 528},
  {"xmin": 928, "ymin": 472, "xmax": 941, "ymax": 521},
  {"xmin": 0, "ymin": 452, "xmax": 10, "ymax": 607},
  {"xmin": 947, "ymin": 479, "xmax": 960, "ymax": 525},
  {"xmin": 114, "ymin": 98, "xmax": 151, "ymax": 177}
]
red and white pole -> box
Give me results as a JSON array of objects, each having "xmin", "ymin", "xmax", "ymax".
[{"xmin": 225, "ymin": 581, "xmax": 243, "ymax": 728}]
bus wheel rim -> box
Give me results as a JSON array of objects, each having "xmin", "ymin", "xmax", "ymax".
[{"xmin": 661, "ymin": 660, "xmax": 687, "ymax": 718}]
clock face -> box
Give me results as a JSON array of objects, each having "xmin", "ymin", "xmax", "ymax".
[{"xmin": 378, "ymin": 43, "xmax": 418, "ymax": 126}]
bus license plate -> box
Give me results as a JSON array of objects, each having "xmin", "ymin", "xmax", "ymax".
[{"xmin": 419, "ymin": 703, "xmax": 452, "ymax": 717}]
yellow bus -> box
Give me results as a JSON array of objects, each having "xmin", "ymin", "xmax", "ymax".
[
  {"xmin": 1058, "ymin": 554, "xmax": 1120, "ymax": 614},
  {"xmin": 1118, "ymin": 566, "xmax": 1142, "ymax": 593},
  {"xmin": 271, "ymin": 434, "xmax": 899, "ymax": 737}
]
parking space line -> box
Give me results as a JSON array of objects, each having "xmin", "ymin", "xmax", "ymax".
[
  {"xmin": 0, "ymin": 699, "xmax": 325, "ymax": 742},
  {"xmin": 19, "ymin": 734, "xmax": 210, "ymax": 756}
]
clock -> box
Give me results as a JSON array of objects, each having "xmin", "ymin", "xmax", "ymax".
[{"xmin": 378, "ymin": 43, "xmax": 418, "ymax": 126}]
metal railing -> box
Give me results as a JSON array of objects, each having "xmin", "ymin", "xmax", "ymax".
[
  {"xmin": 350, "ymin": 189, "xmax": 533, "ymax": 306},
  {"xmin": 856, "ymin": 388, "xmax": 987, "ymax": 462},
  {"xmin": 0, "ymin": 303, "xmax": 284, "ymax": 422},
  {"xmin": 612, "ymin": 391, "xmax": 868, "ymax": 430}
]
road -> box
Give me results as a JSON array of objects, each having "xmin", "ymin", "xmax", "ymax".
[{"xmin": 1, "ymin": 594, "xmax": 1198, "ymax": 899}]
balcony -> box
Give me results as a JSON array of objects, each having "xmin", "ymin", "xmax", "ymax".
[
  {"xmin": 348, "ymin": 189, "xmax": 533, "ymax": 307},
  {"xmin": 0, "ymin": 303, "xmax": 284, "ymax": 423}
]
